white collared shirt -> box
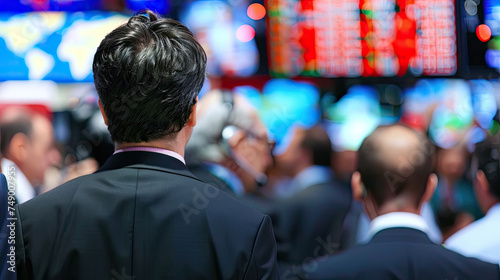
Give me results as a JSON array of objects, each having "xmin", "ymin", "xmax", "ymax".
[
  {"xmin": 445, "ymin": 203, "xmax": 500, "ymax": 265},
  {"xmin": 368, "ymin": 212, "xmax": 430, "ymax": 240},
  {"xmin": 1, "ymin": 158, "xmax": 35, "ymax": 204}
]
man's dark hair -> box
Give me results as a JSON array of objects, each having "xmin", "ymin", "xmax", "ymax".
[
  {"xmin": 0, "ymin": 117, "xmax": 32, "ymax": 155},
  {"xmin": 93, "ymin": 10, "xmax": 207, "ymax": 143},
  {"xmin": 301, "ymin": 125, "xmax": 332, "ymax": 166},
  {"xmin": 473, "ymin": 136, "xmax": 500, "ymax": 200},
  {"xmin": 357, "ymin": 124, "xmax": 434, "ymax": 207}
]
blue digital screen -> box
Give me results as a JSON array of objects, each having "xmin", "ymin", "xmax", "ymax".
[
  {"xmin": 179, "ymin": 0, "xmax": 260, "ymax": 77},
  {"xmin": 0, "ymin": 0, "xmax": 101, "ymax": 12},
  {"xmin": 235, "ymin": 79, "xmax": 321, "ymax": 155},
  {"xmin": 484, "ymin": 0, "xmax": 500, "ymax": 69},
  {"xmin": 0, "ymin": 11, "xmax": 130, "ymax": 82},
  {"xmin": 485, "ymin": 0, "xmax": 500, "ymax": 36},
  {"xmin": 125, "ymin": 0, "xmax": 170, "ymax": 15}
]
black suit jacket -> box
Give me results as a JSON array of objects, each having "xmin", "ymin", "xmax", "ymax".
[
  {"xmin": 187, "ymin": 163, "xmax": 235, "ymax": 195},
  {"xmin": 15, "ymin": 151, "xmax": 280, "ymax": 280},
  {"xmin": 294, "ymin": 228, "xmax": 500, "ymax": 280},
  {"xmin": 187, "ymin": 163, "xmax": 277, "ymax": 216},
  {"xmin": 273, "ymin": 178, "xmax": 352, "ymax": 269},
  {"xmin": 1, "ymin": 173, "xmax": 16, "ymax": 280}
]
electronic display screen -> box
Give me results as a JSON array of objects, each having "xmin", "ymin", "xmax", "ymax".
[
  {"xmin": 0, "ymin": 11, "xmax": 129, "ymax": 82},
  {"xmin": 0, "ymin": 0, "xmax": 101, "ymax": 12},
  {"xmin": 459, "ymin": 0, "xmax": 500, "ymax": 77},
  {"xmin": 180, "ymin": 1, "xmax": 264, "ymax": 77},
  {"xmin": 267, "ymin": 0, "xmax": 457, "ymax": 77},
  {"xmin": 483, "ymin": 0, "xmax": 500, "ymax": 70}
]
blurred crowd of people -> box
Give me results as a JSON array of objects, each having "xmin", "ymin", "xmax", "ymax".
[
  {"xmin": 0, "ymin": 9, "xmax": 499, "ymax": 280},
  {"xmin": 2, "ymin": 81, "xmax": 499, "ymax": 273}
]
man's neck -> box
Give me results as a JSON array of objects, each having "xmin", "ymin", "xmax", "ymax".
[
  {"xmin": 485, "ymin": 200, "xmax": 500, "ymax": 214},
  {"xmin": 366, "ymin": 198, "xmax": 421, "ymax": 220},
  {"xmin": 116, "ymin": 138, "xmax": 186, "ymax": 157}
]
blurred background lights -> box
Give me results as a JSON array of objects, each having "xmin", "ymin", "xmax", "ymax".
[
  {"xmin": 247, "ymin": 3, "xmax": 266, "ymax": 20},
  {"xmin": 236, "ymin": 24, "xmax": 255, "ymax": 42},
  {"xmin": 179, "ymin": 1, "xmax": 260, "ymax": 77},
  {"xmin": 325, "ymin": 85, "xmax": 381, "ymax": 152},
  {"xmin": 235, "ymin": 79, "xmax": 320, "ymax": 156},
  {"xmin": 485, "ymin": 49, "xmax": 500, "ymax": 68},
  {"xmin": 476, "ymin": 24, "xmax": 492, "ymax": 42},
  {"xmin": 465, "ymin": 0, "xmax": 478, "ymax": 16},
  {"xmin": 125, "ymin": 0, "xmax": 170, "ymax": 15}
]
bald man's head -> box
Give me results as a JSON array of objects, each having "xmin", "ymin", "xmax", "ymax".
[{"xmin": 357, "ymin": 124, "xmax": 435, "ymax": 208}]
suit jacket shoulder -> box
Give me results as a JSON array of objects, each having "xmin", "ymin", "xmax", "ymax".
[
  {"xmin": 16, "ymin": 152, "xmax": 279, "ymax": 280},
  {"xmin": 298, "ymin": 228, "xmax": 500, "ymax": 280},
  {"xmin": 274, "ymin": 180, "xmax": 352, "ymax": 267}
]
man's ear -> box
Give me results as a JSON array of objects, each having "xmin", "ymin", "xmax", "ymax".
[
  {"xmin": 351, "ymin": 171, "xmax": 365, "ymax": 201},
  {"xmin": 187, "ymin": 99, "xmax": 198, "ymax": 128},
  {"xmin": 475, "ymin": 170, "xmax": 490, "ymax": 196},
  {"xmin": 422, "ymin": 173, "xmax": 438, "ymax": 203},
  {"xmin": 98, "ymin": 100, "xmax": 108, "ymax": 126},
  {"xmin": 9, "ymin": 133, "xmax": 29, "ymax": 163}
]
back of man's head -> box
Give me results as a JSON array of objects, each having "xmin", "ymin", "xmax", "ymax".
[
  {"xmin": 93, "ymin": 10, "xmax": 207, "ymax": 143},
  {"xmin": 0, "ymin": 116, "xmax": 32, "ymax": 156},
  {"xmin": 0, "ymin": 109, "xmax": 55, "ymax": 186},
  {"xmin": 473, "ymin": 136, "xmax": 500, "ymax": 201},
  {"xmin": 301, "ymin": 125, "xmax": 332, "ymax": 166},
  {"xmin": 357, "ymin": 124, "xmax": 434, "ymax": 208}
]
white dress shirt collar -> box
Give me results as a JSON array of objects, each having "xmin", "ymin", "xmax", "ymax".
[
  {"xmin": 368, "ymin": 212, "xmax": 429, "ymax": 239},
  {"xmin": 2, "ymin": 158, "xmax": 35, "ymax": 204},
  {"xmin": 487, "ymin": 203, "xmax": 500, "ymax": 218},
  {"xmin": 444, "ymin": 203, "xmax": 500, "ymax": 265}
]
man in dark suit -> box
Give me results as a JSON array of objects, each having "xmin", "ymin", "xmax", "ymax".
[
  {"xmin": 15, "ymin": 10, "xmax": 279, "ymax": 280},
  {"xmin": 273, "ymin": 125, "xmax": 351, "ymax": 273},
  {"xmin": 292, "ymin": 124, "xmax": 499, "ymax": 280},
  {"xmin": 1, "ymin": 172, "xmax": 16, "ymax": 280}
]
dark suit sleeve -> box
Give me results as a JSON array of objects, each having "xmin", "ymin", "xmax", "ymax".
[
  {"xmin": 243, "ymin": 215, "xmax": 281, "ymax": 280},
  {"xmin": 1, "ymin": 174, "xmax": 16, "ymax": 280},
  {"xmin": 15, "ymin": 204, "xmax": 31, "ymax": 280}
]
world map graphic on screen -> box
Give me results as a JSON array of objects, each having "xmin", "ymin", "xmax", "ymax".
[{"xmin": 0, "ymin": 12, "xmax": 129, "ymax": 82}]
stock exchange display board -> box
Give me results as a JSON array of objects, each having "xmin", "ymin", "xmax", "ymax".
[{"xmin": 267, "ymin": 0, "xmax": 457, "ymax": 77}]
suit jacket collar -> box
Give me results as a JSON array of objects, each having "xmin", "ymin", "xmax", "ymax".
[
  {"xmin": 97, "ymin": 151, "xmax": 201, "ymax": 181},
  {"xmin": 370, "ymin": 227, "xmax": 434, "ymax": 245}
]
